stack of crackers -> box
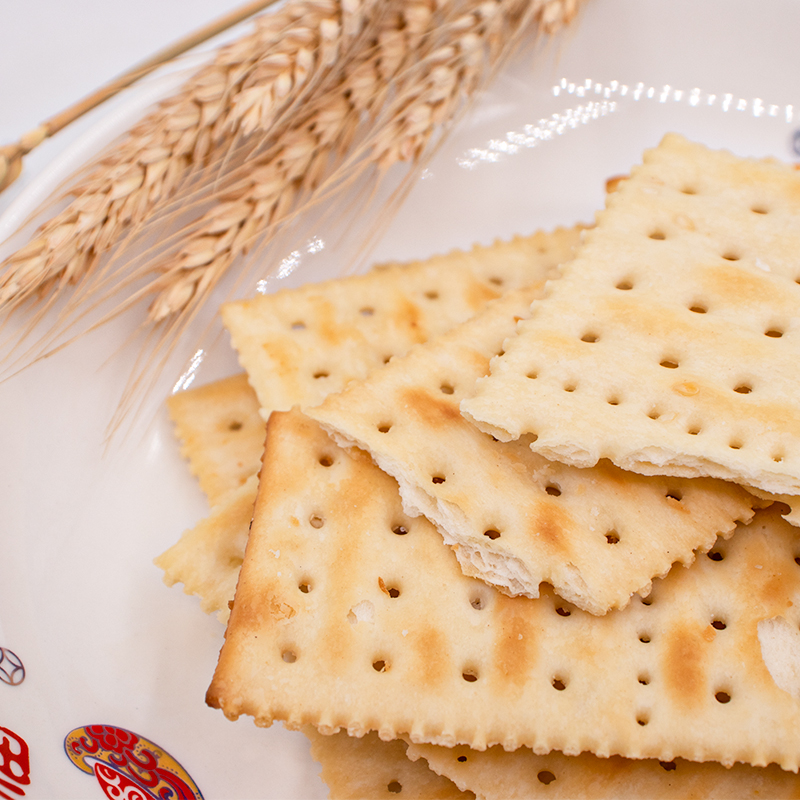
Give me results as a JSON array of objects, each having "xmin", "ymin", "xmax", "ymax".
[{"xmin": 158, "ymin": 134, "xmax": 800, "ymax": 798}]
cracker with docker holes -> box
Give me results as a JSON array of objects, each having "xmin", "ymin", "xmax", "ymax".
[
  {"xmin": 308, "ymin": 288, "xmax": 755, "ymax": 614},
  {"xmin": 166, "ymin": 373, "xmax": 264, "ymax": 506},
  {"xmin": 307, "ymin": 730, "xmax": 468, "ymax": 800},
  {"xmin": 462, "ymin": 134, "xmax": 800, "ymax": 504},
  {"xmin": 164, "ymin": 377, "xmax": 799, "ymax": 795},
  {"xmin": 207, "ymin": 409, "xmax": 800, "ymax": 770},
  {"xmin": 222, "ymin": 227, "xmax": 581, "ymax": 419},
  {"xmin": 406, "ymin": 742, "xmax": 800, "ymax": 799},
  {"xmin": 158, "ymin": 227, "xmax": 582, "ymax": 615},
  {"xmin": 155, "ymin": 474, "xmax": 258, "ymax": 621}
]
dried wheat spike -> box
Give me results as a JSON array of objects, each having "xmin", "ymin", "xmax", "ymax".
[
  {"xmin": 143, "ymin": 0, "xmax": 582, "ymax": 322},
  {"xmin": 0, "ymin": 0, "xmax": 376, "ymax": 313}
]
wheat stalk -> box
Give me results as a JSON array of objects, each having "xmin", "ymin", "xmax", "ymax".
[
  {"xmin": 130, "ymin": 0, "xmax": 581, "ymax": 324},
  {"xmin": 0, "ymin": 0, "xmax": 379, "ymax": 313}
]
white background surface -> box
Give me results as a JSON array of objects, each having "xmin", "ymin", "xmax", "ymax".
[{"xmin": 1, "ymin": 1, "xmax": 800, "ymax": 798}]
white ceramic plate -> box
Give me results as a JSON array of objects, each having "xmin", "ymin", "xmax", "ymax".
[{"xmin": 2, "ymin": 1, "xmax": 799, "ymax": 797}]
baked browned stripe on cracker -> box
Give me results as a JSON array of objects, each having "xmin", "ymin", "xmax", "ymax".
[
  {"xmin": 206, "ymin": 409, "xmax": 800, "ymax": 771},
  {"xmin": 222, "ymin": 227, "xmax": 581, "ymax": 419}
]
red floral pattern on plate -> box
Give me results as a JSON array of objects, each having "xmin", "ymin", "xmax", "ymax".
[
  {"xmin": 0, "ymin": 726, "xmax": 31, "ymax": 800},
  {"xmin": 65, "ymin": 725, "xmax": 202, "ymax": 800}
]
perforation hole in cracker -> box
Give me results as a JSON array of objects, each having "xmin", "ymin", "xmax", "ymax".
[
  {"xmin": 318, "ymin": 454, "xmax": 334, "ymax": 467},
  {"xmin": 615, "ymin": 277, "xmax": 634, "ymax": 290},
  {"xmin": 378, "ymin": 578, "xmax": 401, "ymax": 599},
  {"xmin": 387, "ymin": 780, "xmax": 402, "ymax": 794},
  {"xmin": 462, "ymin": 668, "xmax": 479, "ymax": 683},
  {"xmin": 551, "ymin": 676, "xmax": 567, "ymax": 691},
  {"xmin": 313, "ymin": 370, "xmax": 329, "ymax": 379},
  {"xmin": 309, "ymin": 514, "xmax": 325, "ymax": 529},
  {"xmin": 688, "ymin": 302, "xmax": 708, "ymax": 314},
  {"xmin": 707, "ymin": 547, "xmax": 725, "ymax": 562},
  {"xmin": 581, "ymin": 332, "xmax": 600, "ymax": 343},
  {"xmin": 391, "ymin": 523, "xmax": 409, "ymax": 536},
  {"xmin": 721, "ymin": 251, "xmax": 740, "ymax": 262},
  {"xmin": 537, "ymin": 771, "xmax": 556, "ymax": 785},
  {"xmin": 483, "ymin": 529, "xmax": 501, "ymax": 540},
  {"xmin": 469, "ymin": 591, "xmax": 488, "ymax": 611},
  {"xmin": 440, "ymin": 382, "xmax": 455, "ymax": 395},
  {"xmin": 648, "ymin": 230, "xmax": 666, "ymax": 240}
]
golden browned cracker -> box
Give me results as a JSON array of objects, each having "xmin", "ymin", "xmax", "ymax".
[{"xmin": 206, "ymin": 409, "xmax": 800, "ymax": 770}]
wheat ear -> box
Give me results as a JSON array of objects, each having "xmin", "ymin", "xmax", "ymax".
[
  {"xmin": 0, "ymin": 0, "xmax": 377, "ymax": 314},
  {"xmin": 137, "ymin": 0, "xmax": 581, "ymax": 322}
]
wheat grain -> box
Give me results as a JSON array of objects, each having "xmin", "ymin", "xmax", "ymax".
[
  {"xmin": 0, "ymin": 0, "xmax": 377, "ymax": 313},
  {"xmin": 140, "ymin": 0, "xmax": 581, "ymax": 322}
]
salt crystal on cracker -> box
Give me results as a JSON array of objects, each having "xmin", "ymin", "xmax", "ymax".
[
  {"xmin": 462, "ymin": 134, "xmax": 800, "ymax": 497},
  {"xmin": 222, "ymin": 227, "xmax": 581, "ymax": 419},
  {"xmin": 206, "ymin": 409, "xmax": 800, "ymax": 771},
  {"xmin": 308, "ymin": 288, "xmax": 755, "ymax": 614}
]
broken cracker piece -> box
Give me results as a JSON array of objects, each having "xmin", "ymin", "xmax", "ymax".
[
  {"xmin": 308, "ymin": 288, "xmax": 755, "ymax": 614},
  {"xmin": 462, "ymin": 134, "xmax": 800, "ymax": 498}
]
